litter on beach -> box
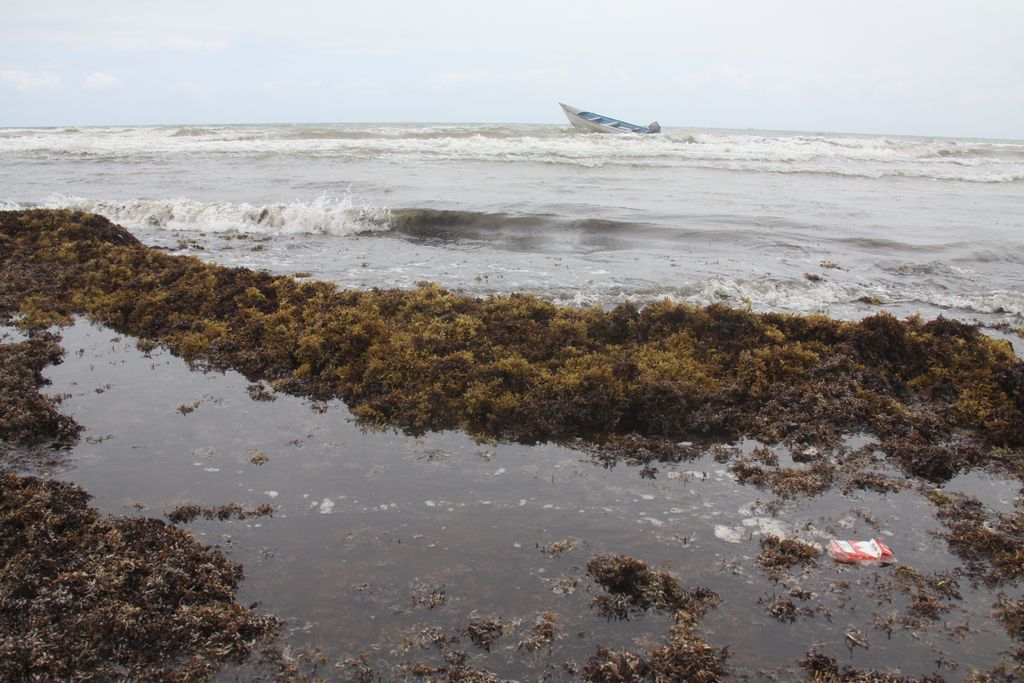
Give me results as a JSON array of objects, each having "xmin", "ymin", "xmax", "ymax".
[{"xmin": 827, "ymin": 538, "xmax": 896, "ymax": 565}]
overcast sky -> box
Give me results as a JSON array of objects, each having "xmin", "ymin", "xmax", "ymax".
[{"xmin": 2, "ymin": 0, "xmax": 1022, "ymax": 138}]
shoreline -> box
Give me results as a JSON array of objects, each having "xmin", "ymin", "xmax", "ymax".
[{"xmin": 2, "ymin": 209, "xmax": 1023, "ymax": 680}]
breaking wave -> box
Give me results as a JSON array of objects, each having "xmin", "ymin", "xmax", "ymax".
[{"xmin": 11, "ymin": 193, "xmax": 392, "ymax": 237}]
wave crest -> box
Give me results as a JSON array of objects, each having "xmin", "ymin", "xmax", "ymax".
[{"xmin": 21, "ymin": 193, "xmax": 392, "ymax": 237}]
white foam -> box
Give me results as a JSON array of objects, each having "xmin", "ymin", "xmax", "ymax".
[
  {"xmin": 1, "ymin": 123, "xmax": 1020, "ymax": 182},
  {"xmin": 742, "ymin": 517, "xmax": 791, "ymax": 537},
  {"xmin": 26, "ymin": 191, "xmax": 392, "ymax": 237},
  {"xmin": 918, "ymin": 290, "xmax": 1024, "ymax": 317},
  {"xmin": 714, "ymin": 525, "xmax": 745, "ymax": 543}
]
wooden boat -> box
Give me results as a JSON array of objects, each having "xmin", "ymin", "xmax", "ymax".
[{"xmin": 559, "ymin": 103, "xmax": 660, "ymax": 135}]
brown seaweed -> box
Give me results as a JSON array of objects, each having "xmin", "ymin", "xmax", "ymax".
[
  {"xmin": 586, "ymin": 554, "xmax": 719, "ymax": 620},
  {"xmin": 0, "ymin": 472, "xmax": 280, "ymax": 681},
  {"xmin": 166, "ymin": 502, "xmax": 276, "ymax": 524},
  {"xmin": 0, "ymin": 331, "xmax": 82, "ymax": 457},
  {"xmin": 926, "ymin": 491, "xmax": 1024, "ymax": 584},
  {"xmin": 799, "ymin": 650, "xmax": 945, "ymax": 682},
  {"xmin": 756, "ymin": 535, "xmax": 822, "ymax": 574},
  {"xmin": 2, "ymin": 209, "xmax": 1022, "ymax": 489}
]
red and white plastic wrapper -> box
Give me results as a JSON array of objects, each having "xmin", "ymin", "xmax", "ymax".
[{"xmin": 828, "ymin": 538, "xmax": 896, "ymax": 565}]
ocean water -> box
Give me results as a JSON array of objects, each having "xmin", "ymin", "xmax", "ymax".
[{"xmin": 2, "ymin": 122, "xmax": 1023, "ymax": 321}]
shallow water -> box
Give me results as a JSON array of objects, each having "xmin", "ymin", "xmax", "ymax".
[{"xmin": 23, "ymin": 318, "xmax": 1020, "ymax": 679}]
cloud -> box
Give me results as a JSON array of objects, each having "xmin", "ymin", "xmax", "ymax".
[
  {"xmin": 0, "ymin": 68, "xmax": 61, "ymax": 90},
  {"xmin": 83, "ymin": 72, "xmax": 121, "ymax": 89}
]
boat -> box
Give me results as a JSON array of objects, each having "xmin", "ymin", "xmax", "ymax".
[{"xmin": 559, "ymin": 103, "xmax": 660, "ymax": 134}]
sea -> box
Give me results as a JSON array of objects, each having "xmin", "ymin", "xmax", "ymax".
[{"xmin": 2, "ymin": 122, "xmax": 1023, "ymax": 325}]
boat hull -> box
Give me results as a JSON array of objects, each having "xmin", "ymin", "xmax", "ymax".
[{"xmin": 559, "ymin": 103, "xmax": 658, "ymax": 135}]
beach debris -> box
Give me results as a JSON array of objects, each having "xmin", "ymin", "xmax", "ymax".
[
  {"xmin": 827, "ymin": 538, "xmax": 896, "ymax": 565},
  {"xmin": 843, "ymin": 626, "xmax": 870, "ymax": 651}
]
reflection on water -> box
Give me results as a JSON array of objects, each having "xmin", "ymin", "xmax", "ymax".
[{"xmin": 30, "ymin": 319, "xmax": 1021, "ymax": 679}]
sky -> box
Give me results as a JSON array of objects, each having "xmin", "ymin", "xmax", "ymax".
[{"xmin": 2, "ymin": 0, "xmax": 1023, "ymax": 138}]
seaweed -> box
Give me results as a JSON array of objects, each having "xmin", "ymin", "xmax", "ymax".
[
  {"xmin": 516, "ymin": 611, "xmax": 559, "ymax": 652},
  {"xmin": 798, "ymin": 650, "xmax": 945, "ymax": 682},
  {"xmin": 463, "ymin": 617, "xmax": 504, "ymax": 652},
  {"xmin": 0, "ymin": 472, "xmax": 280, "ymax": 681},
  {"xmin": 927, "ymin": 492, "xmax": 1024, "ymax": 584},
  {"xmin": 1, "ymin": 209, "xmax": 1021, "ymax": 490},
  {"xmin": 995, "ymin": 595, "xmax": 1024, "ymax": 641},
  {"xmin": 583, "ymin": 619, "xmax": 728, "ymax": 683},
  {"xmin": 892, "ymin": 566, "xmax": 961, "ymax": 623},
  {"xmin": 756, "ymin": 535, "xmax": 822, "ymax": 575},
  {"xmin": 166, "ymin": 502, "xmax": 276, "ymax": 524},
  {"xmin": 582, "ymin": 555, "xmax": 727, "ymax": 680},
  {"xmin": 586, "ymin": 554, "xmax": 719, "ymax": 620},
  {"xmin": 0, "ymin": 331, "xmax": 82, "ymax": 457}
]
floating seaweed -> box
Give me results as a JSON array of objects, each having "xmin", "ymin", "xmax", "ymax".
[
  {"xmin": 926, "ymin": 491, "xmax": 1024, "ymax": 585},
  {"xmin": 756, "ymin": 535, "xmax": 822, "ymax": 575},
  {"xmin": 166, "ymin": 502, "xmax": 276, "ymax": 524},
  {"xmin": 583, "ymin": 554, "xmax": 727, "ymax": 680},
  {"xmin": 463, "ymin": 617, "xmax": 505, "ymax": 652},
  {"xmin": 586, "ymin": 554, "xmax": 719, "ymax": 620},
  {"xmin": 582, "ymin": 617, "xmax": 728, "ymax": 683},
  {"xmin": 799, "ymin": 650, "xmax": 944, "ymax": 682}
]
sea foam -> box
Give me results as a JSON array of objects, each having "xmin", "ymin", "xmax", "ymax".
[{"xmin": 20, "ymin": 192, "xmax": 392, "ymax": 237}]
